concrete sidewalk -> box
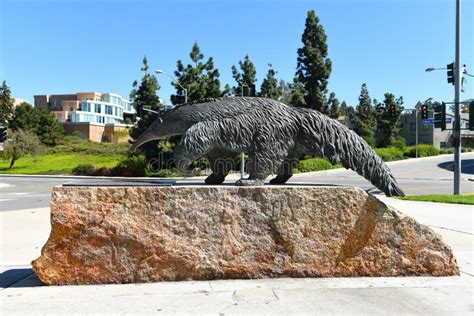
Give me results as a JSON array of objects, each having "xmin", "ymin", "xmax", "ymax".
[{"xmin": 1, "ymin": 197, "xmax": 473, "ymax": 314}]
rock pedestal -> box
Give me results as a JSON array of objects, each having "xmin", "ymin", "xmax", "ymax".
[{"xmin": 32, "ymin": 186, "xmax": 459, "ymax": 285}]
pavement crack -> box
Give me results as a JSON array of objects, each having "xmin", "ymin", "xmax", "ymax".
[
  {"xmin": 218, "ymin": 291, "xmax": 239, "ymax": 315},
  {"xmin": 460, "ymin": 271, "xmax": 474, "ymax": 277},
  {"xmin": 272, "ymin": 289, "xmax": 280, "ymax": 300}
]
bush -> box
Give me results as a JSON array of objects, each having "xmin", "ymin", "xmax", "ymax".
[
  {"xmin": 49, "ymin": 137, "xmax": 130, "ymax": 156},
  {"xmin": 295, "ymin": 158, "xmax": 335, "ymax": 173},
  {"xmin": 110, "ymin": 155, "xmax": 148, "ymax": 177},
  {"xmin": 404, "ymin": 144, "xmax": 439, "ymax": 158},
  {"xmin": 392, "ymin": 137, "xmax": 407, "ymax": 150},
  {"xmin": 152, "ymin": 169, "xmax": 181, "ymax": 178},
  {"xmin": 440, "ymin": 148, "xmax": 454, "ymax": 154},
  {"xmin": 72, "ymin": 164, "xmax": 96, "ymax": 176},
  {"xmin": 362, "ymin": 136, "xmax": 376, "ymax": 148},
  {"xmin": 374, "ymin": 147, "xmax": 404, "ymax": 162},
  {"xmin": 72, "ymin": 155, "xmax": 147, "ymax": 177}
]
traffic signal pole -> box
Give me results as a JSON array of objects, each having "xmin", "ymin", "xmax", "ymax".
[{"xmin": 453, "ymin": 0, "xmax": 462, "ymax": 195}]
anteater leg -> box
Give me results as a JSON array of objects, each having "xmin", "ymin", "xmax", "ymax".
[
  {"xmin": 269, "ymin": 156, "xmax": 299, "ymax": 184},
  {"xmin": 236, "ymin": 150, "xmax": 285, "ymax": 186},
  {"xmin": 205, "ymin": 149, "xmax": 235, "ymax": 184}
]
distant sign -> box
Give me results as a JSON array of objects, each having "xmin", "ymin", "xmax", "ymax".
[{"xmin": 423, "ymin": 118, "xmax": 452, "ymax": 125}]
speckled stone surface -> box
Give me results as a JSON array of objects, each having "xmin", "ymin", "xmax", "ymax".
[{"xmin": 32, "ymin": 186, "xmax": 459, "ymax": 285}]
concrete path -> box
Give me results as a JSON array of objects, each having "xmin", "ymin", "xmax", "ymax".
[{"xmin": 0, "ymin": 197, "xmax": 473, "ymax": 314}]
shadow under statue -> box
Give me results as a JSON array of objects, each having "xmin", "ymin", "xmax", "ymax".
[{"xmin": 131, "ymin": 97, "xmax": 404, "ymax": 197}]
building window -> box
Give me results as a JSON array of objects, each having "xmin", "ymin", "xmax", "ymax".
[
  {"xmin": 94, "ymin": 104, "xmax": 101, "ymax": 113},
  {"xmin": 105, "ymin": 105, "xmax": 113, "ymax": 115},
  {"xmin": 79, "ymin": 102, "xmax": 91, "ymax": 112}
]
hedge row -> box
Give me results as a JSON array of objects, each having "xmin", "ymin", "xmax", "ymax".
[{"xmin": 374, "ymin": 144, "xmax": 441, "ymax": 162}]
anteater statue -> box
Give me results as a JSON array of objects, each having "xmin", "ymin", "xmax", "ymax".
[{"xmin": 131, "ymin": 97, "xmax": 405, "ymax": 197}]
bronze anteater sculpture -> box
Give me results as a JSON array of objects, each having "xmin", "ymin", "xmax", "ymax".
[{"xmin": 131, "ymin": 97, "xmax": 405, "ymax": 196}]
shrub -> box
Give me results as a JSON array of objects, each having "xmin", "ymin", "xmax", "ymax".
[
  {"xmin": 404, "ymin": 145, "xmax": 439, "ymax": 158},
  {"xmin": 362, "ymin": 136, "xmax": 376, "ymax": 148},
  {"xmin": 49, "ymin": 137, "xmax": 130, "ymax": 156},
  {"xmin": 72, "ymin": 164, "xmax": 96, "ymax": 176},
  {"xmin": 152, "ymin": 169, "xmax": 181, "ymax": 178},
  {"xmin": 440, "ymin": 148, "xmax": 454, "ymax": 154},
  {"xmin": 110, "ymin": 155, "xmax": 147, "ymax": 177},
  {"xmin": 72, "ymin": 155, "xmax": 147, "ymax": 177},
  {"xmin": 392, "ymin": 137, "xmax": 407, "ymax": 150},
  {"xmin": 296, "ymin": 158, "xmax": 335, "ymax": 173},
  {"xmin": 374, "ymin": 147, "xmax": 404, "ymax": 162}
]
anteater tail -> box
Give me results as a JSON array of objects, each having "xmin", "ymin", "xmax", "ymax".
[{"xmin": 297, "ymin": 109, "xmax": 405, "ymax": 197}]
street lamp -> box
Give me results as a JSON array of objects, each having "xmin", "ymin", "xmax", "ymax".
[
  {"xmin": 425, "ymin": 67, "xmax": 447, "ymax": 72},
  {"xmin": 155, "ymin": 69, "xmax": 188, "ymax": 104},
  {"xmin": 239, "ymin": 84, "xmax": 250, "ymax": 179}
]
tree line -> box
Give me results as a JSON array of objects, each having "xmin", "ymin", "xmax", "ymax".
[{"xmin": 130, "ymin": 10, "xmax": 405, "ymax": 154}]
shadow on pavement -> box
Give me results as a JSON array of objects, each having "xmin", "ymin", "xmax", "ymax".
[
  {"xmin": 438, "ymin": 159, "xmax": 474, "ymax": 174},
  {"xmin": 0, "ymin": 269, "xmax": 44, "ymax": 288}
]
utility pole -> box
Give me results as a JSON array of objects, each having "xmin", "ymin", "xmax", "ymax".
[{"xmin": 453, "ymin": 0, "xmax": 462, "ymax": 195}]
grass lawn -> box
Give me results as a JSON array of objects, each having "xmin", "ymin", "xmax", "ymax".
[
  {"xmin": 0, "ymin": 153, "xmax": 125, "ymax": 175},
  {"xmin": 399, "ymin": 194, "xmax": 474, "ymax": 205}
]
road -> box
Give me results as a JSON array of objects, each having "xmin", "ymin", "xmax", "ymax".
[
  {"xmin": 0, "ymin": 153, "xmax": 473, "ymax": 212},
  {"xmin": 292, "ymin": 152, "xmax": 474, "ymax": 196}
]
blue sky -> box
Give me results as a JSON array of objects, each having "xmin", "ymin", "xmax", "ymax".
[{"xmin": 1, "ymin": 0, "xmax": 473, "ymax": 108}]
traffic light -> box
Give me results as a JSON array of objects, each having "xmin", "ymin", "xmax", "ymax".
[
  {"xmin": 421, "ymin": 104, "xmax": 429, "ymax": 119},
  {"xmin": 434, "ymin": 102, "xmax": 446, "ymax": 131},
  {"xmin": 0, "ymin": 125, "xmax": 7, "ymax": 142},
  {"xmin": 469, "ymin": 101, "xmax": 474, "ymax": 131},
  {"xmin": 447, "ymin": 63, "xmax": 455, "ymax": 85}
]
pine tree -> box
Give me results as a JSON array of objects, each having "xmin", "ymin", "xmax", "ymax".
[
  {"xmin": 327, "ymin": 92, "xmax": 340, "ymax": 119},
  {"xmin": 129, "ymin": 56, "xmax": 162, "ymax": 156},
  {"xmin": 349, "ymin": 83, "xmax": 377, "ymax": 146},
  {"xmin": 287, "ymin": 77, "xmax": 306, "ymax": 107},
  {"xmin": 259, "ymin": 64, "xmax": 281, "ymax": 100},
  {"xmin": 0, "ymin": 81, "xmax": 14, "ymax": 125},
  {"xmin": 232, "ymin": 55, "xmax": 257, "ymax": 96},
  {"xmin": 375, "ymin": 93, "xmax": 404, "ymax": 147},
  {"xmin": 295, "ymin": 10, "xmax": 332, "ymax": 112},
  {"xmin": 278, "ymin": 80, "xmax": 293, "ymax": 104},
  {"xmin": 340, "ymin": 101, "xmax": 348, "ymax": 116},
  {"xmin": 171, "ymin": 42, "xmax": 225, "ymax": 104}
]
